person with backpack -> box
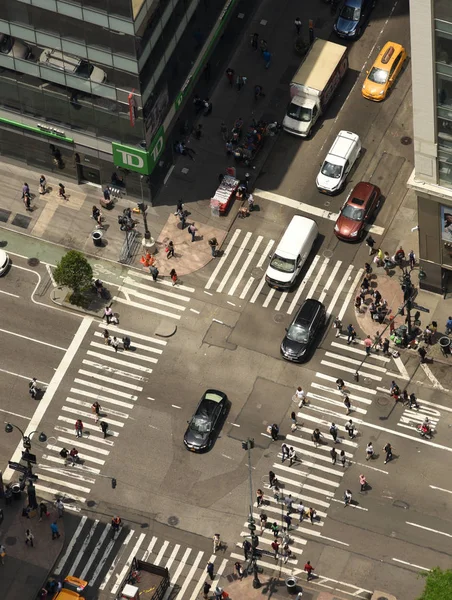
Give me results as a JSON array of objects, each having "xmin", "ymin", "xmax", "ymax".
[{"xmin": 329, "ymin": 423, "xmax": 339, "ymax": 443}]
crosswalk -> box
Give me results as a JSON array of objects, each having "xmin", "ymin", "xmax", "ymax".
[
  {"xmin": 115, "ymin": 269, "xmax": 196, "ymax": 320},
  {"xmin": 53, "ymin": 518, "xmax": 227, "ymax": 599},
  {"xmin": 204, "ymin": 228, "xmax": 363, "ymax": 315},
  {"xmin": 35, "ymin": 323, "xmax": 167, "ymax": 508}
]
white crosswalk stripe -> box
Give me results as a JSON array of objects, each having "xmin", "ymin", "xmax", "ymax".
[
  {"xmin": 53, "ymin": 519, "xmax": 224, "ymax": 600},
  {"xmin": 204, "ymin": 229, "xmax": 362, "ymax": 314},
  {"xmin": 34, "ymin": 324, "xmax": 170, "ymax": 506}
]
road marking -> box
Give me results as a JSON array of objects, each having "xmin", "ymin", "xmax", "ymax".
[
  {"xmin": 129, "ymin": 270, "xmax": 195, "ymax": 293},
  {"xmin": 69, "ymin": 391, "xmax": 133, "ymax": 412},
  {"xmin": 392, "ymin": 558, "xmax": 430, "ymax": 571},
  {"xmin": 60, "ymin": 405, "xmax": 124, "ymax": 427},
  {"xmin": 338, "ymin": 268, "xmax": 363, "ymax": 321},
  {"xmin": 73, "ymin": 380, "xmax": 137, "ymax": 401},
  {"xmin": 79, "ymin": 366, "xmax": 145, "ymax": 387},
  {"xmin": 0, "ymin": 290, "xmax": 20, "ymax": 298},
  {"xmin": 308, "ymin": 391, "xmax": 367, "ymax": 414},
  {"xmin": 108, "ymin": 532, "xmax": 146, "ymax": 593},
  {"xmin": 319, "ymin": 260, "xmax": 341, "ymax": 303},
  {"xmin": 190, "ymin": 308, "xmax": 200, "ymax": 314},
  {"xmin": 406, "ymin": 521, "xmax": 452, "ymax": 538},
  {"xmin": 262, "ymin": 287, "xmax": 276, "ymax": 308},
  {"xmin": 89, "ymin": 534, "xmax": 117, "ymax": 587},
  {"xmin": 249, "ymin": 274, "xmax": 267, "ymax": 303},
  {"xmin": 325, "ymin": 351, "xmax": 385, "ymax": 373},
  {"xmin": 86, "ymin": 351, "xmax": 154, "ymax": 373},
  {"xmin": 54, "ymin": 515, "xmax": 88, "ymax": 575},
  {"xmin": 89, "ymin": 341, "xmax": 159, "ymax": 363},
  {"xmin": 119, "ymin": 287, "xmax": 187, "ymax": 311},
  {"xmin": 56, "ymin": 435, "xmax": 110, "ymax": 455},
  {"xmin": 217, "ymin": 231, "xmax": 253, "ymax": 293},
  {"xmin": 307, "ymin": 256, "xmax": 329, "ymax": 298},
  {"xmin": 287, "ymin": 255, "xmax": 320, "ymax": 315},
  {"xmin": 326, "ymin": 265, "xmax": 353, "ymax": 316},
  {"xmin": 80, "ymin": 523, "xmax": 110, "ymax": 580},
  {"xmin": 97, "ymin": 323, "xmax": 167, "ymax": 345},
  {"xmin": 255, "ymin": 189, "xmax": 338, "ymax": 221},
  {"xmin": 46, "ymin": 263, "xmax": 57, "ymax": 287},
  {"xmin": 163, "ymin": 547, "xmax": 191, "ymax": 598},
  {"xmin": 311, "ymin": 382, "xmax": 373, "ymax": 404},
  {"xmin": 141, "ymin": 536, "xmax": 158, "ymax": 562},
  {"xmin": 154, "ymin": 540, "xmax": 170, "ymax": 565},
  {"xmin": 420, "ymin": 362, "xmax": 447, "ymax": 390},
  {"xmin": 430, "ymin": 485, "xmax": 452, "ymax": 495},
  {"xmin": 205, "ymin": 229, "xmax": 241, "ymax": 289},
  {"xmin": 93, "ymin": 332, "xmax": 163, "ymax": 354},
  {"xmin": 0, "ymin": 326, "xmax": 67, "ymax": 350},
  {"xmin": 330, "ymin": 341, "xmax": 390, "ymax": 362},
  {"xmin": 316, "ymin": 372, "xmax": 377, "ymax": 394},
  {"xmin": 123, "ymin": 276, "xmax": 191, "ymax": 301},
  {"xmin": 331, "ymin": 498, "xmax": 368, "ymax": 511},
  {"xmin": 174, "ymin": 550, "xmax": 204, "ymax": 600},
  {"xmin": 353, "ymin": 462, "xmax": 388, "ymax": 474},
  {"xmin": 320, "ymin": 360, "xmax": 381, "ymax": 381},
  {"xmin": 228, "ymin": 235, "xmax": 263, "ymax": 295},
  {"xmin": 113, "ymin": 296, "xmax": 182, "ymax": 320}
]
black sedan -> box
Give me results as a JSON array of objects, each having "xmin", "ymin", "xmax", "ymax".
[
  {"xmin": 334, "ymin": 0, "xmax": 375, "ymax": 39},
  {"xmin": 281, "ymin": 299, "xmax": 326, "ymax": 362},
  {"xmin": 183, "ymin": 389, "xmax": 228, "ymax": 452}
]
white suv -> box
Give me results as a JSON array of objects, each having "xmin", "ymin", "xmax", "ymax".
[{"xmin": 316, "ymin": 130, "xmax": 361, "ymax": 195}]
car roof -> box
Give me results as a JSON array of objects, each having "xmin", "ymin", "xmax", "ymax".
[
  {"xmin": 346, "ymin": 182, "xmax": 377, "ymax": 206},
  {"xmin": 294, "ymin": 299, "xmax": 324, "ymax": 325},
  {"xmin": 373, "ymin": 42, "xmax": 405, "ymax": 69}
]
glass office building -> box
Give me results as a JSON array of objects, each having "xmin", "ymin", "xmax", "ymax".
[
  {"xmin": 409, "ymin": 0, "xmax": 452, "ymax": 293},
  {"xmin": 0, "ymin": 0, "xmax": 234, "ymax": 198}
]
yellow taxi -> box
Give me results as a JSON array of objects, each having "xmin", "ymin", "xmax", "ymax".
[
  {"xmin": 362, "ymin": 41, "xmax": 407, "ymax": 101},
  {"xmin": 53, "ymin": 576, "xmax": 87, "ymax": 599}
]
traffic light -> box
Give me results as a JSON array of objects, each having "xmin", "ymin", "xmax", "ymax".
[
  {"xmin": 111, "ymin": 478, "xmax": 117, "ymax": 489},
  {"xmin": 251, "ymin": 534, "xmax": 259, "ymax": 549},
  {"xmin": 247, "ymin": 515, "xmax": 256, "ymax": 533},
  {"xmin": 241, "ymin": 439, "xmax": 255, "ymax": 450}
]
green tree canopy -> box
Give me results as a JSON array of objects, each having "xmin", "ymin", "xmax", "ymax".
[
  {"xmin": 54, "ymin": 250, "xmax": 93, "ymax": 303},
  {"xmin": 418, "ymin": 567, "xmax": 452, "ymax": 600}
]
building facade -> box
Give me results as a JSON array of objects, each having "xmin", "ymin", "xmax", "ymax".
[
  {"xmin": 0, "ymin": 0, "xmax": 236, "ymax": 199},
  {"xmin": 409, "ymin": 0, "xmax": 452, "ymax": 294}
]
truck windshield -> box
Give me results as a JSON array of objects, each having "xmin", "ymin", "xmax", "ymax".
[
  {"xmin": 367, "ymin": 67, "xmax": 389, "ymax": 84},
  {"xmin": 270, "ymin": 254, "xmax": 296, "ymax": 273},
  {"xmin": 321, "ymin": 161, "xmax": 342, "ymax": 179},
  {"xmin": 340, "ymin": 5, "xmax": 360, "ymax": 21},
  {"xmin": 287, "ymin": 103, "xmax": 312, "ymax": 123}
]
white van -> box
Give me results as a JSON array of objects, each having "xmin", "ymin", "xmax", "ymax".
[
  {"xmin": 316, "ymin": 130, "xmax": 361, "ymax": 195},
  {"xmin": 265, "ymin": 215, "xmax": 318, "ymax": 290},
  {"xmin": 39, "ymin": 49, "xmax": 107, "ymax": 83}
]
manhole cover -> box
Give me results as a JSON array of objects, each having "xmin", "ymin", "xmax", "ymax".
[
  {"xmin": 401, "ymin": 136, "xmax": 412, "ymax": 145},
  {"xmin": 28, "ymin": 258, "xmax": 40, "ymax": 267},
  {"xmin": 323, "ymin": 249, "xmax": 333, "ymax": 258},
  {"xmin": 273, "ymin": 312, "xmax": 285, "ymax": 323},
  {"xmin": 377, "ymin": 396, "xmax": 389, "ymax": 407},
  {"xmin": 167, "ymin": 516, "xmax": 179, "ymax": 526},
  {"xmin": 0, "ymin": 209, "xmax": 11, "ymax": 222},
  {"xmin": 324, "ymin": 201, "xmax": 330, "ymax": 207},
  {"xmin": 86, "ymin": 500, "xmax": 96, "ymax": 508}
]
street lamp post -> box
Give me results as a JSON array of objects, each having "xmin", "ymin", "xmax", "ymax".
[
  {"xmin": 241, "ymin": 438, "xmax": 261, "ymax": 588},
  {"xmin": 401, "ymin": 267, "xmax": 415, "ymax": 337},
  {"xmin": 4, "ymin": 422, "xmax": 47, "ymax": 473}
]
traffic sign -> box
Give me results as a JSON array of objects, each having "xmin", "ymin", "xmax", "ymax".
[
  {"xmin": 22, "ymin": 451, "xmax": 37, "ymax": 464},
  {"xmin": 8, "ymin": 461, "xmax": 29, "ymax": 474},
  {"xmin": 411, "ymin": 303, "xmax": 430, "ymax": 313}
]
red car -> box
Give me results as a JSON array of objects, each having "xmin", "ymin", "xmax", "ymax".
[{"xmin": 334, "ymin": 181, "xmax": 381, "ymax": 241}]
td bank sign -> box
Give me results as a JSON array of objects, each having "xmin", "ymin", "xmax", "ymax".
[{"xmin": 112, "ymin": 127, "xmax": 164, "ymax": 175}]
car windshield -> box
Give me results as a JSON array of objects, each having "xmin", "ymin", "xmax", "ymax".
[
  {"xmin": 270, "ymin": 254, "xmax": 296, "ymax": 273},
  {"xmin": 367, "ymin": 67, "xmax": 389, "ymax": 84},
  {"xmin": 321, "ymin": 161, "xmax": 342, "ymax": 179},
  {"xmin": 0, "ymin": 36, "xmax": 13, "ymax": 54},
  {"xmin": 287, "ymin": 103, "xmax": 312, "ymax": 123},
  {"xmin": 287, "ymin": 323, "xmax": 309, "ymax": 343},
  {"xmin": 341, "ymin": 205, "xmax": 365, "ymax": 221},
  {"xmin": 340, "ymin": 5, "xmax": 360, "ymax": 20},
  {"xmin": 76, "ymin": 60, "xmax": 94, "ymax": 79},
  {"xmin": 189, "ymin": 415, "xmax": 212, "ymax": 433}
]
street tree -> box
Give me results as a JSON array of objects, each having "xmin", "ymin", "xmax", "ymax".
[
  {"xmin": 54, "ymin": 250, "xmax": 93, "ymax": 305},
  {"xmin": 418, "ymin": 567, "xmax": 452, "ymax": 600}
]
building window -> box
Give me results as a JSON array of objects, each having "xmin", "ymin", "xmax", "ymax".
[
  {"xmin": 435, "ymin": 0, "xmax": 452, "ymax": 22},
  {"xmin": 436, "ymin": 21, "xmax": 452, "ymax": 65}
]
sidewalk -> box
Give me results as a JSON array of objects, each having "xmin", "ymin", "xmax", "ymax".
[{"xmin": 0, "ymin": 490, "xmax": 65, "ymax": 600}]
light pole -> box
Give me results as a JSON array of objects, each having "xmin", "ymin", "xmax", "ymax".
[
  {"xmin": 241, "ymin": 438, "xmax": 261, "ymax": 588},
  {"xmin": 5, "ymin": 422, "xmax": 47, "ymax": 471},
  {"xmin": 401, "ymin": 267, "xmax": 415, "ymax": 337}
]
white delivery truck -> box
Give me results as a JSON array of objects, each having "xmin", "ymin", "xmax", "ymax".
[{"xmin": 283, "ymin": 39, "xmax": 348, "ymax": 138}]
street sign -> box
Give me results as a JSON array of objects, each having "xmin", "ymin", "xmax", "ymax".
[
  {"xmin": 8, "ymin": 461, "xmax": 29, "ymax": 474},
  {"xmin": 22, "ymin": 451, "xmax": 37, "ymax": 464},
  {"xmin": 411, "ymin": 303, "xmax": 430, "ymax": 313}
]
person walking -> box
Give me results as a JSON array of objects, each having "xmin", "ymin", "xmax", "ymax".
[
  {"xmin": 418, "ymin": 346, "xmax": 427, "ymax": 364},
  {"xmin": 294, "ymin": 17, "xmax": 302, "ymax": 35},
  {"xmin": 91, "ymin": 401, "xmax": 101, "ymax": 423},
  {"xmin": 343, "ymin": 395, "xmax": 351, "ymax": 415},
  {"xmin": 330, "ymin": 423, "xmax": 339, "ymax": 443},
  {"xmin": 304, "ymin": 561, "xmax": 315, "ymax": 581},
  {"xmin": 225, "ymin": 68, "xmax": 234, "ymax": 85},
  {"xmin": 366, "ymin": 442, "xmax": 374, "ymax": 461},
  {"xmin": 364, "ymin": 335, "xmax": 372, "ymax": 356},
  {"xmin": 25, "ymin": 529, "xmax": 34, "ymax": 547},
  {"xmin": 269, "ymin": 470, "xmax": 276, "ymax": 488},
  {"xmin": 263, "ymin": 49, "xmax": 271, "ymax": 68},
  {"xmin": 55, "ymin": 499, "xmax": 65, "ymax": 518},
  {"xmin": 295, "ymin": 386, "xmax": 307, "ymax": 407},
  {"xmin": 250, "ymin": 32, "xmax": 259, "ymax": 49},
  {"xmin": 290, "ymin": 411, "xmax": 297, "ymax": 425},
  {"xmin": 330, "ymin": 447, "xmax": 337, "ymax": 464},
  {"xmin": 409, "ymin": 250, "xmax": 416, "ymax": 268},
  {"xmin": 288, "ymin": 446, "xmax": 297, "ymax": 466},
  {"xmin": 347, "ymin": 325, "xmax": 357, "ymax": 346},
  {"xmin": 170, "ymin": 269, "xmax": 178, "ymax": 286},
  {"xmin": 384, "ymin": 442, "xmax": 393, "ymax": 464},
  {"xmin": 366, "ymin": 235, "xmax": 376, "ymax": 255},
  {"xmin": 270, "ymin": 423, "xmax": 279, "ymax": 441},
  {"xmin": 111, "ymin": 336, "xmax": 120, "ymax": 352},
  {"xmin": 271, "ymin": 522, "xmax": 280, "ymax": 538},
  {"xmin": 242, "ymin": 539, "xmax": 251, "ymax": 559},
  {"xmin": 187, "ymin": 223, "xmax": 197, "ymax": 242},
  {"xmin": 256, "ymin": 488, "xmax": 264, "ymax": 507},
  {"xmin": 122, "ymin": 336, "xmax": 131, "ymax": 350},
  {"xmin": 281, "ymin": 443, "xmax": 289, "ymax": 462},
  {"xmin": 39, "ymin": 501, "xmax": 47, "ymax": 522},
  {"xmin": 22, "ymin": 182, "xmax": 30, "ymax": 198},
  {"xmin": 206, "ymin": 561, "xmax": 215, "ymax": 580},
  {"xmin": 284, "ymin": 494, "xmax": 293, "ymax": 513},
  {"xmin": 260, "ymin": 512, "xmax": 268, "ymax": 534},
  {"xmin": 51, "ymin": 521, "xmax": 60, "ymax": 540},
  {"xmin": 75, "ymin": 419, "xmax": 83, "ymax": 438},
  {"xmin": 104, "ymin": 306, "xmax": 113, "ymax": 324},
  {"xmin": 149, "ymin": 265, "xmax": 159, "ymax": 281},
  {"xmin": 283, "ymin": 543, "xmax": 292, "ymax": 564},
  {"xmin": 344, "ymin": 489, "xmax": 352, "ymax": 506},
  {"xmin": 271, "ymin": 539, "xmax": 279, "ymax": 559},
  {"xmin": 39, "ymin": 175, "xmax": 47, "ymax": 194},
  {"xmin": 203, "ymin": 581, "xmax": 211, "ymax": 599},
  {"xmin": 234, "ymin": 561, "xmax": 244, "ymax": 580},
  {"xmin": 283, "ymin": 513, "xmax": 292, "ymax": 531},
  {"xmin": 100, "ymin": 421, "xmax": 109, "ymax": 438},
  {"xmin": 0, "ymin": 544, "xmax": 5, "ymax": 564},
  {"xmin": 307, "ymin": 507, "xmax": 316, "ymax": 525},
  {"xmin": 58, "ymin": 183, "xmax": 67, "ymax": 200},
  {"xmin": 297, "ymin": 501, "xmax": 305, "ymax": 522},
  {"xmin": 333, "ymin": 316, "xmax": 342, "ymax": 337},
  {"xmin": 312, "ymin": 428, "xmax": 322, "ymax": 447},
  {"xmin": 220, "ymin": 122, "xmax": 228, "ymax": 140},
  {"xmin": 359, "ymin": 474, "xmax": 367, "ymax": 491},
  {"xmin": 336, "ymin": 378, "xmax": 345, "ymax": 394},
  {"xmin": 103, "ymin": 329, "xmax": 111, "ymax": 345},
  {"xmin": 345, "ymin": 419, "xmax": 355, "ymax": 439},
  {"xmin": 177, "ymin": 207, "xmax": 186, "ymax": 229},
  {"xmin": 340, "ymin": 449, "xmax": 346, "ymax": 468},
  {"xmin": 446, "ymin": 316, "xmax": 452, "ymax": 335},
  {"xmin": 166, "ymin": 241, "xmax": 175, "ymax": 259},
  {"xmin": 209, "ymin": 237, "xmax": 218, "ymax": 257}
]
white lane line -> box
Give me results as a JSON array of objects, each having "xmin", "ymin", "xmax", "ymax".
[
  {"xmin": 89, "ymin": 342, "xmax": 159, "ymax": 364},
  {"xmin": 100, "ymin": 529, "xmax": 135, "ymax": 590},
  {"xmin": 338, "ymin": 268, "xmax": 363, "ymax": 321},
  {"xmin": 325, "ymin": 351, "xmax": 385, "ymax": 373},
  {"xmin": 393, "ymin": 354, "xmax": 410, "ymax": 378},
  {"xmin": 330, "ymin": 341, "xmax": 390, "ymax": 362},
  {"xmin": 274, "ymin": 472, "xmax": 336, "ymax": 497},
  {"xmin": 4, "ymin": 316, "xmax": 93, "ymax": 483},
  {"xmin": 319, "ymin": 260, "xmax": 341, "ymax": 303},
  {"xmin": 35, "ymin": 472, "xmax": 91, "ymax": 493},
  {"xmin": 108, "ymin": 532, "xmax": 146, "ymax": 593},
  {"xmin": 240, "ymin": 277, "xmax": 255, "ymax": 299},
  {"xmin": 0, "ymin": 407, "xmax": 30, "ymax": 420},
  {"xmin": 69, "ymin": 520, "xmax": 100, "ymax": 575},
  {"xmin": 430, "ymin": 485, "xmax": 452, "ymax": 494},
  {"xmin": 208, "ymin": 558, "xmax": 229, "ymax": 597},
  {"xmin": 307, "ymin": 256, "xmax": 329, "ymax": 298},
  {"xmin": 66, "ymin": 396, "xmax": 130, "ymax": 418},
  {"xmin": 61, "ymin": 404, "xmax": 125, "ymax": 426},
  {"xmin": 257, "ymin": 239, "xmax": 275, "ymax": 269},
  {"xmin": 353, "ymin": 462, "xmax": 388, "ymax": 474},
  {"xmin": 308, "ymin": 392, "xmax": 367, "ymax": 414},
  {"xmin": 230, "ymin": 552, "xmax": 298, "ymax": 576},
  {"xmin": 123, "ymin": 276, "xmax": 191, "ymax": 302},
  {"xmin": 141, "ymin": 536, "xmax": 158, "ymax": 562},
  {"xmin": 73, "ymin": 378, "xmax": 138, "ymax": 400},
  {"xmin": 311, "ymin": 382, "xmax": 373, "ymax": 404},
  {"xmin": 316, "ymin": 372, "xmax": 377, "ymax": 394},
  {"xmin": 46, "ymin": 443, "xmax": 105, "ymax": 465},
  {"xmin": 38, "ymin": 463, "xmax": 96, "ymax": 484},
  {"xmin": 275, "ymin": 290, "xmax": 289, "ymax": 312},
  {"xmin": 118, "ymin": 287, "xmax": 186, "ymax": 311},
  {"xmin": 392, "ymin": 558, "xmax": 430, "ymax": 571},
  {"xmin": 34, "ymin": 483, "xmax": 85, "ymax": 506},
  {"xmin": 295, "ymin": 424, "xmax": 358, "ymax": 448},
  {"xmin": 255, "ymin": 189, "xmax": 338, "ymax": 221},
  {"xmin": 326, "ymin": 265, "xmax": 353, "ymax": 317},
  {"xmin": 164, "ymin": 548, "xmax": 191, "ymax": 598},
  {"xmin": 249, "ymin": 275, "xmax": 267, "ymax": 303},
  {"xmin": 80, "ymin": 523, "xmax": 110, "ymax": 580},
  {"xmin": 89, "ymin": 535, "xmax": 117, "ymax": 587},
  {"xmin": 321, "ymin": 360, "xmax": 382, "ymax": 381},
  {"xmin": 285, "ymin": 433, "xmax": 354, "ymax": 459},
  {"xmin": 56, "ymin": 425, "xmax": 115, "ymax": 445},
  {"xmin": 276, "ymin": 461, "xmax": 340, "ymax": 487},
  {"xmin": 217, "ymin": 231, "xmax": 253, "ymax": 293},
  {"xmin": 86, "ymin": 351, "xmax": 154, "ymax": 373},
  {"xmin": 164, "ymin": 544, "xmax": 180, "ymax": 571},
  {"xmin": 228, "ymin": 236, "xmax": 263, "ymax": 295},
  {"xmin": 97, "ymin": 323, "xmax": 167, "ymax": 345},
  {"xmin": 205, "ymin": 229, "xmax": 241, "ymax": 289},
  {"xmin": 287, "ymin": 255, "xmax": 320, "ymax": 315},
  {"xmin": 262, "ymin": 287, "xmax": 276, "ymax": 308},
  {"xmin": 42, "ymin": 453, "xmax": 101, "ymax": 473},
  {"xmin": 54, "ymin": 515, "xmax": 88, "ymax": 575},
  {"xmin": 128, "ymin": 269, "xmax": 195, "ymax": 292},
  {"xmin": 71, "ymin": 386, "xmax": 135, "ymax": 409},
  {"xmin": 376, "ymin": 388, "xmax": 452, "ymax": 414},
  {"xmin": 420, "ymin": 362, "xmax": 447, "ymax": 390},
  {"xmin": 56, "ymin": 435, "xmax": 110, "ymax": 455},
  {"xmin": 113, "ymin": 296, "xmax": 181, "ymax": 320},
  {"xmin": 153, "ymin": 540, "xmax": 169, "ymax": 565},
  {"xmin": 79, "ymin": 367, "xmax": 144, "ymax": 388},
  {"xmin": 406, "ymin": 521, "xmax": 452, "ymax": 538},
  {"xmin": 93, "ymin": 332, "xmax": 163, "ymax": 355},
  {"xmin": 0, "ymin": 290, "xmax": 20, "ymax": 298},
  {"xmin": 0, "ymin": 327, "xmax": 67, "ymax": 351},
  {"xmin": 331, "ymin": 498, "xmax": 368, "ymax": 511},
  {"xmin": 174, "ymin": 550, "xmax": 204, "ymax": 600}
]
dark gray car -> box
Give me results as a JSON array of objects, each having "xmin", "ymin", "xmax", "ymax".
[
  {"xmin": 183, "ymin": 389, "xmax": 228, "ymax": 452},
  {"xmin": 281, "ymin": 299, "xmax": 326, "ymax": 362}
]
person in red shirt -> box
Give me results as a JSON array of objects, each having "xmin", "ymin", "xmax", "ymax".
[{"xmin": 304, "ymin": 560, "xmax": 314, "ymax": 581}]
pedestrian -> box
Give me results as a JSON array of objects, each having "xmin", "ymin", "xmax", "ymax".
[
  {"xmin": 359, "ymin": 474, "xmax": 367, "ymax": 491},
  {"xmin": 250, "ymin": 32, "xmax": 259, "ymax": 49},
  {"xmin": 220, "ymin": 122, "xmax": 228, "ymax": 141},
  {"xmin": 58, "ymin": 183, "xmax": 67, "ymax": 200},
  {"xmin": 409, "ymin": 250, "xmax": 416, "ymax": 268},
  {"xmin": 209, "ymin": 237, "xmax": 218, "ymax": 257},
  {"xmin": 283, "ymin": 513, "xmax": 292, "ymax": 531},
  {"xmin": 366, "ymin": 442, "xmax": 374, "ymax": 460},
  {"xmin": 39, "ymin": 175, "xmax": 46, "ymax": 194},
  {"xmin": 374, "ymin": 331, "xmax": 383, "ymax": 351},
  {"xmin": 382, "ymin": 337, "xmax": 390, "ymax": 355},
  {"xmin": 294, "ymin": 17, "xmax": 302, "ymax": 35},
  {"xmin": 344, "ymin": 489, "xmax": 352, "ymax": 506},
  {"xmin": 236, "ymin": 75, "xmax": 247, "ymax": 90},
  {"xmin": 336, "ymin": 378, "xmax": 345, "ymax": 392},
  {"xmin": 366, "ymin": 235, "xmax": 376, "ymax": 255},
  {"xmin": 364, "ymin": 335, "xmax": 372, "ymax": 355},
  {"xmin": 0, "ymin": 544, "xmax": 5, "ymax": 564},
  {"xmin": 225, "ymin": 67, "xmax": 234, "ymax": 85},
  {"xmin": 206, "ymin": 561, "xmax": 214, "ymax": 580},
  {"xmin": 91, "ymin": 401, "xmax": 101, "ymax": 423},
  {"xmin": 104, "ymin": 306, "xmax": 113, "ymax": 324},
  {"xmin": 304, "ymin": 561, "xmax": 314, "ymax": 581},
  {"xmin": 340, "ymin": 449, "xmax": 346, "ymax": 468},
  {"xmin": 187, "ymin": 223, "xmax": 197, "ymax": 242},
  {"xmin": 295, "ymin": 386, "xmax": 307, "ymax": 407},
  {"xmin": 256, "ymin": 488, "xmax": 264, "ymax": 507},
  {"xmin": 263, "ymin": 49, "xmax": 271, "ymax": 68},
  {"xmin": 51, "ymin": 521, "xmax": 60, "ymax": 540},
  {"xmin": 39, "ymin": 501, "xmax": 47, "ymax": 522},
  {"xmin": 149, "ymin": 265, "xmax": 159, "ymax": 281},
  {"xmin": 166, "ymin": 240, "xmax": 174, "ymax": 259},
  {"xmin": 330, "ymin": 447, "xmax": 337, "ymax": 464},
  {"xmin": 260, "ymin": 512, "xmax": 268, "ymax": 533},
  {"xmin": 284, "ymin": 494, "xmax": 293, "ymax": 513},
  {"xmin": 178, "ymin": 208, "xmax": 186, "ymax": 229},
  {"xmin": 307, "ymin": 507, "xmax": 316, "ymax": 525},
  {"xmin": 259, "ymin": 39, "xmax": 268, "ymax": 53},
  {"xmin": 100, "ymin": 421, "xmax": 109, "ymax": 438},
  {"xmin": 75, "ymin": 419, "xmax": 83, "ymax": 438},
  {"xmin": 281, "ymin": 443, "xmax": 289, "ymax": 462},
  {"xmin": 345, "ymin": 419, "xmax": 355, "ymax": 439},
  {"xmin": 312, "ymin": 428, "xmax": 322, "ymax": 447},
  {"xmin": 347, "ymin": 324, "xmax": 357, "ymax": 345},
  {"xmin": 203, "ymin": 581, "xmax": 211, "ymax": 599},
  {"xmin": 103, "ymin": 329, "xmax": 111, "ymax": 345},
  {"xmin": 343, "ymin": 395, "xmax": 351, "ymax": 415},
  {"xmin": 446, "ymin": 316, "xmax": 452, "ymax": 335},
  {"xmin": 269, "ymin": 470, "xmax": 276, "ymax": 488},
  {"xmin": 271, "ymin": 539, "xmax": 279, "ymax": 558},
  {"xmin": 271, "ymin": 522, "xmax": 280, "ymax": 538},
  {"xmin": 354, "ymin": 296, "xmax": 363, "ymax": 313},
  {"xmin": 55, "ymin": 498, "xmax": 65, "ymax": 517},
  {"xmin": 297, "ymin": 501, "xmax": 305, "ymax": 522},
  {"xmin": 242, "ymin": 539, "xmax": 251, "ymax": 559},
  {"xmin": 203, "ymin": 97, "xmax": 212, "ymax": 115},
  {"xmin": 170, "ymin": 269, "xmax": 178, "ymax": 286},
  {"xmin": 25, "ymin": 529, "xmax": 34, "ymax": 547},
  {"xmin": 330, "ymin": 423, "xmax": 339, "ymax": 443},
  {"xmin": 111, "ymin": 336, "xmax": 119, "ymax": 352},
  {"xmin": 270, "ymin": 423, "xmax": 279, "ymax": 441},
  {"xmin": 333, "ymin": 316, "xmax": 342, "ymax": 337},
  {"xmin": 418, "ymin": 346, "xmax": 427, "ymax": 363},
  {"xmin": 384, "ymin": 442, "xmax": 393, "ymax": 464},
  {"xmin": 234, "ymin": 561, "xmax": 244, "ymax": 580},
  {"xmin": 288, "ymin": 446, "xmax": 297, "ymax": 466},
  {"xmin": 122, "ymin": 336, "xmax": 131, "ymax": 350},
  {"xmin": 290, "ymin": 411, "xmax": 297, "ymax": 425},
  {"xmin": 29, "ymin": 377, "xmax": 38, "ymax": 399},
  {"xmin": 22, "ymin": 182, "xmax": 30, "ymax": 198}
]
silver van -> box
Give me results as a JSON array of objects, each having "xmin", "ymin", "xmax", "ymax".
[
  {"xmin": 265, "ymin": 215, "xmax": 318, "ymax": 290},
  {"xmin": 39, "ymin": 49, "xmax": 107, "ymax": 83}
]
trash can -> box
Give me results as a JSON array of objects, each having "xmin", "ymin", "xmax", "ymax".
[
  {"xmin": 92, "ymin": 230, "xmax": 103, "ymax": 247},
  {"xmin": 285, "ymin": 576, "xmax": 298, "ymax": 594},
  {"xmin": 439, "ymin": 336, "xmax": 451, "ymax": 357},
  {"xmin": 12, "ymin": 483, "xmax": 21, "ymax": 501}
]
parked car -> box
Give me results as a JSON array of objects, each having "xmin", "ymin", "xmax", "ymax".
[
  {"xmin": 0, "ymin": 34, "xmax": 31, "ymax": 59},
  {"xmin": 362, "ymin": 41, "xmax": 407, "ymax": 101},
  {"xmin": 39, "ymin": 48, "xmax": 107, "ymax": 83},
  {"xmin": 334, "ymin": 0, "xmax": 375, "ymax": 39},
  {"xmin": 0, "ymin": 249, "xmax": 10, "ymax": 276},
  {"xmin": 334, "ymin": 182, "xmax": 381, "ymax": 241},
  {"xmin": 316, "ymin": 130, "xmax": 361, "ymax": 195},
  {"xmin": 183, "ymin": 389, "xmax": 228, "ymax": 452},
  {"xmin": 281, "ymin": 299, "xmax": 326, "ymax": 362}
]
